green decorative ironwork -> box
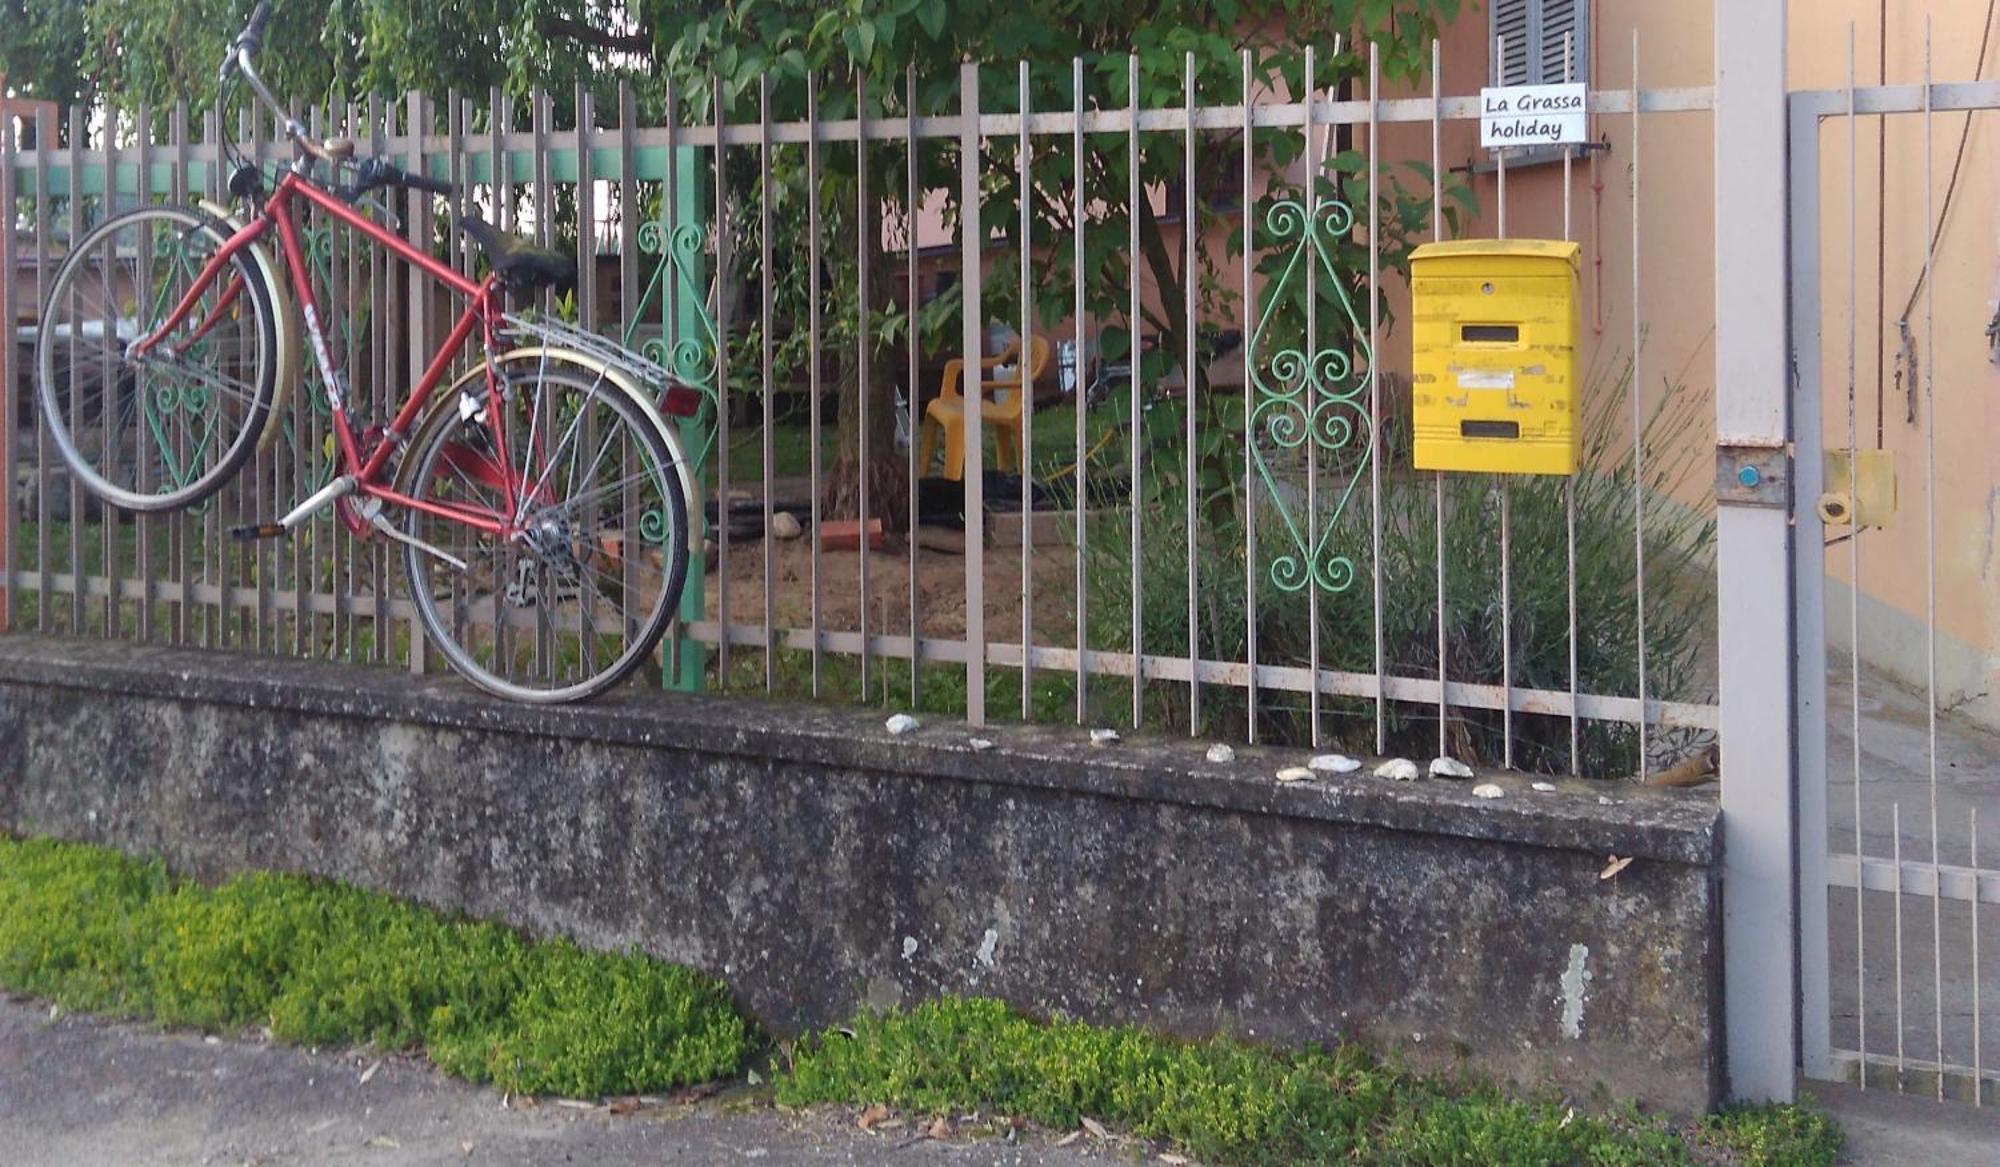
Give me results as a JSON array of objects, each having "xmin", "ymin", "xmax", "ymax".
[
  {"xmin": 139, "ymin": 229, "xmax": 224, "ymax": 496},
  {"xmin": 1246, "ymin": 196, "xmax": 1375, "ymax": 595}
]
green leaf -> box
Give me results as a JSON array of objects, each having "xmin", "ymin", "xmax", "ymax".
[{"xmin": 917, "ymin": 0, "xmax": 947, "ymax": 40}]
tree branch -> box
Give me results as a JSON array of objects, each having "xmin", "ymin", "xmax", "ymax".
[{"xmin": 538, "ymin": 16, "xmax": 654, "ymax": 56}]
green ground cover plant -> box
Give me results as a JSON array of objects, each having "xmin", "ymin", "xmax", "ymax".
[
  {"xmin": 1, "ymin": 836, "xmax": 1838, "ymax": 1164},
  {"xmin": 781, "ymin": 998, "xmax": 1841, "ymax": 1166},
  {"xmin": 0, "ymin": 836, "xmax": 752, "ymax": 1097}
]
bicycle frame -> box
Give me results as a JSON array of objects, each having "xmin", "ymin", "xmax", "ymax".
[{"xmin": 133, "ymin": 169, "xmax": 519, "ymax": 537}]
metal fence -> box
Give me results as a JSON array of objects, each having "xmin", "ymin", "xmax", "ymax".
[
  {"xmin": 1790, "ymin": 34, "xmax": 2000, "ymax": 1106},
  {"xmin": 3, "ymin": 40, "xmax": 1720, "ymax": 775}
]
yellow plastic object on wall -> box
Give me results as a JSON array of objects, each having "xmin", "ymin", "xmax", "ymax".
[{"xmin": 1409, "ymin": 239, "xmax": 1582, "ymax": 476}]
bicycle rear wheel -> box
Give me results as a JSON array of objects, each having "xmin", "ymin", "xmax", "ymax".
[
  {"xmin": 35, "ymin": 206, "xmax": 278, "ymax": 512},
  {"xmin": 400, "ymin": 358, "xmax": 691, "ymax": 703}
]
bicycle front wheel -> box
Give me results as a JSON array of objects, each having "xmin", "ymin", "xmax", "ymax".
[
  {"xmin": 400, "ymin": 359, "xmax": 692, "ymax": 703},
  {"xmin": 35, "ymin": 205, "xmax": 278, "ymax": 512}
]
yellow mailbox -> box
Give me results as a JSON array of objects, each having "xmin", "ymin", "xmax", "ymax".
[{"xmin": 1409, "ymin": 239, "xmax": 1581, "ymax": 476}]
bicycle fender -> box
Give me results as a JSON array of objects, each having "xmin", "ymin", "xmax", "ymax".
[
  {"xmin": 197, "ymin": 200, "xmax": 298, "ymax": 452},
  {"xmin": 430, "ymin": 347, "xmax": 703, "ymax": 538}
]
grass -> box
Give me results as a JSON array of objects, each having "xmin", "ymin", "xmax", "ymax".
[
  {"xmin": 0, "ymin": 835, "xmax": 1842, "ymax": 1163},
  {"xmin": 781, "ymin": 998, "xmax": 1844, "ymax": 1166},
  {"xmin": 0, "ymin": 835, "xmax": 754, "ymax": 1097}
]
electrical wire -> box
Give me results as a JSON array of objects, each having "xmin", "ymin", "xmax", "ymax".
[{"xmin": 1893, "ymin": 0, "xmax": 1995, "ymax": 423}]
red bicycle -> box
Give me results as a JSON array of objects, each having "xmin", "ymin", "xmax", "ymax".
[{"xmin": 33, "ymin": 3, "xmax": 699, "ymax": 703}]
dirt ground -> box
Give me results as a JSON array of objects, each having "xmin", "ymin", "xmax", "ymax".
[{"xmin": 703, "ymin": 531, "xmax": 1087, "ymax": 647}]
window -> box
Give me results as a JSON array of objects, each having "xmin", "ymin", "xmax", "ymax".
[{"xmin": 1490, "ymin": 0, "xmax": 1588, "ymax": 87}]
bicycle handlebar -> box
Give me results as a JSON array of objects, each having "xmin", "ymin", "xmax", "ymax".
[
  {"xmin": 217, "ymin": 3, "xmax": 455, "ymax": 200},
  {"xmin": 350, "ymin": 158, "xmax": 456, "ymax": 199},
  {"xmin": 235, "ymin": 2, "xmax": 273, "ymax": 56},
  {"xmin": 217, "ymin": 2, "xmax": 326, "ymax": 166}
]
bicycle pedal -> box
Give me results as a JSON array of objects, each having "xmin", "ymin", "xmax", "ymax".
[{"xmin": 228, "ymin": 523, "xmax": 289, "ymax": 541}]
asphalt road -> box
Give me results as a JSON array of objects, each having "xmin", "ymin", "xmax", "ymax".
[{"xmin": 0, "ymin": 995, "xmax": 1120, "ymax": 1167}]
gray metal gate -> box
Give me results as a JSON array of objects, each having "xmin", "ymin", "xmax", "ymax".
[{"xmin": 1789, "ymin": 48, "xmax": 2000, "ymax": 1107}]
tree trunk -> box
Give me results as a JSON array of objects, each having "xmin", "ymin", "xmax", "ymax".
[{"xmin": 823, "ymin": 189, "xmax": 908, "ymax": 531}]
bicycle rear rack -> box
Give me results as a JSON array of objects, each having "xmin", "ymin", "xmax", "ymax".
[{"xmin": 500, "ymin": 313, "xmax": 677, "ymax": 397}]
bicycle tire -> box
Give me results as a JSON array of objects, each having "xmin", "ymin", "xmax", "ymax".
[
  {"xmin": 399, "ymin": 356, "xmax": 692, "ymax": 703},
  {"xmin": 35, "ymin": 205, "xmax": 278, "ymax": 513}
]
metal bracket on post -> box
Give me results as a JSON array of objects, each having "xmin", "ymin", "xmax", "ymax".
[{"xmin": 1715, "ymin": 442, "xmax": 1792, "ymax": 509}]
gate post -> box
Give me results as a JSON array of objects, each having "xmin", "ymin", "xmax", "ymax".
[{"xmin": 1714, "ymin": 0, "xmax": 1798, "ymax": 1103}]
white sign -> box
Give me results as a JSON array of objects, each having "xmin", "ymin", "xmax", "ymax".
[{"xmin": 1479, "ymin": 83, "xmax": 1587, "ymax": 148}]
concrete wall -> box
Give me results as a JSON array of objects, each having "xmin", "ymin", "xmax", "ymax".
[{"xmin": 0, "ymin": 636, "xmax": 1725, "ymax": 1113}]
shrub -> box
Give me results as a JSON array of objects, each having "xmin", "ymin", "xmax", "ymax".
[{"xmin": 1079, "ymin": 352, "xmax": 1714, "ymax": 775}]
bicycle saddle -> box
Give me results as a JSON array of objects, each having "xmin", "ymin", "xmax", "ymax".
[{"xmin": 458, "ymin": 216, "xmax": 578, "ymax": 296}]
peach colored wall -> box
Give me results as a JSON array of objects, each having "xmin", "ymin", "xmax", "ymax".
[
  {"xmin": 1376, "ymin": 1, "xmax": 1718, "ymax": 497},
  {"xmin": 1791, "ymin": 1, "xmax": 2000, "ymax": 716}
]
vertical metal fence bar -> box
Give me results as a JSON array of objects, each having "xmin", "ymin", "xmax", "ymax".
[
  {"xmin": 331, "ymin": 95, "xmax": 356, "ymax": 661},
  {"xmin": 809, "ymin": 77, "xmax": 825, "ymax": 697},
  {"xmin": 661, "ymin": 81, "xmax": 684, "ymax": 686},
  {"xmin": 1241, "ymin": 48, "xmax": 1258, "ymax": 744},
  {"xmin": 294, "ymin": 101, "xmax": 321, "ymax": 658},
  {"xmin": 527, "ymin": 90, "xmax": 550, "ymax": 682},
  {"xmin": 1126, "ymin": 52, "xmax": 1143, "ymax": 729},
  {"xmin": 1075, "ymin": 55, "xmax": 1091, "ymax": 726},
  {"xmin": 759, "ymin": 74, "xmax": 776, "ymax": 691},
  {"xmin": 65, "ymin": 106, "xmax": 83, "ymax": 638},
  {"xmin": 409, "ymin": 91, "xmax": 438, "ymax": 671},
  {"xmin": 366, "ymin": 95, "xmax": 388, "ymax": 664},
  {"xmin": 171, "ymin": 101, "xmax": 193, "ymax": 647},
  {"xmin": 1183, "ymin": 51, "xmax": 1199, "ymax": 734},
  {"xmin": 251, "ymin": 99, "xmax": 272, "ymax": 653},
  {"xmin": 960, "ymin": 61, "xmax": 987, "ymax": 726},
  {"xmin": 136, "ymin": 103, "xmax": 156, "ymax": 645},
  {"xmin": 1845, "ymin": 30, "xmax": 1868, "ymax": 1085},
  {"xmin": 617, "ymin": 82, "xmax": 641, "ymax": 666},
  {"xmin": 906, "ymin": 65, "xmax": 922, "ymax": 707},
  {"xmin": 1920, "ymin": 22, "xmax": 1946, "ymax": 1101},
  {"xmin": 0, "ymin": 112, "xmax": 13, "ymax": 634},
  {"xmin": 712, "ymin": 78, "xmax": 732, "ymax": 686},
  {"xmin": 575, "ymin": 87, "xmax": 600, "ymax": 686},
  {"xmin": 1972, "ymin": 809, "xmax": 1984, "ymax": 1104},
  {"xmin": 1431, "ymin": 38, "xmax": 1448, "ymax": 761},
  {"xmin": 101, "ymin": 108, "xmax": 121, "ymax": 643},
  {"xmin": 1367, "ymin": 41, "xmax": 1384, "ymax": 754},
  {"xmin": 1495, "ymin": 38, "xmax": 1508, "ymax": 231},
  {"xmin": 1563, "ymin": 30, "xmax": 1580, "ymax": 774},
  {"xmin": 1303, "ymin": 44, "xmax": 1321, "ymax": 748},
  {"xmin": 1894, "ymin": 800, "xmax": 1906, "ymax": 1087},
  {"xmin": 618, "ymin": 81, "xmax": 638, "ymax": 369},
  {"xmin": 1629, "ymin": 31, "xmax": 1648, "ymax": 776},
  {"xmin": 34, "ymin": 105, "xmax": 52, "ymax": 636},
  {"xmin": 578, "ymin": 85, "xmax": 597, "ymax": 335},
  {"xmin": 1494, "ymin": 36, "xmax": 1515, "ymax": 770},
  {"xmin": 1024, "ymin": 59, "xmax": 1039, "ymax": 721},
  {"xmin": 857, "ymin": 72, "xmax": 875, "ymax": 702}
]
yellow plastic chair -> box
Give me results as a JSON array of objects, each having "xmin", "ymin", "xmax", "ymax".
[{"xmin": 916, "ymin": 335, "xmax": 1050, "ymax": 481}]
